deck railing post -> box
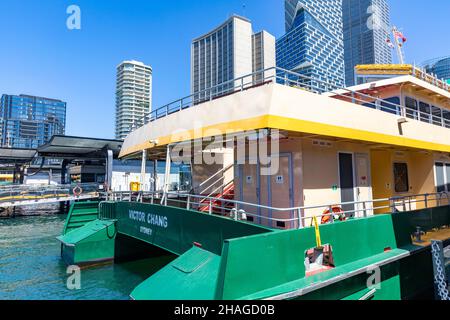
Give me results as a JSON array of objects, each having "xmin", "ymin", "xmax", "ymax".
[
  {"xmin": 329, "ymin": 205, "xmax": 334, "ymax": 223},
  {"xmin": 424, "ymin": 194, "xmax": 429, "ymax": 208},
  {"xmin": 298, "ymin": 208, "xmax": 303, "ymax": 229},
  {"xmin": 186, "ymin": 195, "xmax": 191, "ymax": 210}
]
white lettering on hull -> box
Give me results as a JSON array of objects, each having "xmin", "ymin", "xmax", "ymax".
[{"xmin": 128, "ymin": 210, "xmax": 169, "ymax": 229}]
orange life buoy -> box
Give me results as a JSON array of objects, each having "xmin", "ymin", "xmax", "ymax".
[
  {"xmin": 321, "ymin": 206, "xmax": 345, "ymax": 224},
  {"xmin": 73, "ymin": 185, "xmax": 83, "ymax": 197}
]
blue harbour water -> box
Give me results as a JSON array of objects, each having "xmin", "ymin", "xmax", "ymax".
[{"xmin": 0, "ymin": 210, "xmax": 153, "ymax": 300}]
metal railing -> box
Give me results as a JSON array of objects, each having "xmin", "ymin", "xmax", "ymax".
[
  {"xmin": 128, "ymin": 66, "xmax": 450, "ymax": 133},
  {"xmin": 103, "ymin": 190, "xmax": 450, "ymax": 230},
  {"xmin": 330, "ymin": 88, "xmax": 450, "ymax": 129},
  {"xmin": 0, "ymin": 183, "xmax": 101, "ymax": 206}
]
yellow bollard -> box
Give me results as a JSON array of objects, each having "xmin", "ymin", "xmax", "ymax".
[{"xmin": 313, "ymin": 216, "xmax": 322, "ymax": 249}]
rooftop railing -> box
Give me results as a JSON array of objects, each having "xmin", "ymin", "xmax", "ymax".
[{"xmin": 129, "ymin": 66, "xmax": 450, "ymax": 133}]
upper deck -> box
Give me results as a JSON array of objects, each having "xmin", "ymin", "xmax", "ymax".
[{"xmin": 120, "ymin": 67, "xmax": 450, "ymax": 159}]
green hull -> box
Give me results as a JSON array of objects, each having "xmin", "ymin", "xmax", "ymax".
[{"xmin": 58, "ymin": 201, "xmax": 449, "ymax": 300}]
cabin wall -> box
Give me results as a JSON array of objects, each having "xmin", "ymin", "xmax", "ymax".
[
  {"xmin": 301, "ymin": 140, "xmax": 372, "ymax": 219},
  {"xmin": 234, "ymin": 137, "xmax": 374, "ymax": 225},
  {"xmin": 370, "ymin": 150, "xmax": 449, "ymax": 213}
]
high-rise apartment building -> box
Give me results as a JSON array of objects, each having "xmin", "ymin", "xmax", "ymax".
[
  {"xmin": 115, "ymin": 60, "xmax": 152, "ymax": 140},
  {"xmin": 191, "ymin": 15, "xmax": 275, "ymax": 101},
  {"xmin": 343, "ymin": 0, "xmax": 392, "ymax": 86},
  {"xmin": 277, "ymin": 0, "xmax": 345, "ymax": 91},
  {"xmin": 0, "ymin": 94, "xmax": 66, "ymax": 149}
]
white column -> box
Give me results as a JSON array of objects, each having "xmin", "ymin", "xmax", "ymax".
[
  {"xmin": 140, "ymin": 149, "xmax": 147, "ymax": 191},
  {"xmin": 162, "ymin": 146, "xmax": 172, "ymax": 204}
]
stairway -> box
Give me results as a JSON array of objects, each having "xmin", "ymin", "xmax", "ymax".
[
  {"xmin": 63, "ymin": 201, "xmax": 100, "ymax": 235},
  {"xmin": 198, "ymin": 183, "xmax": 235, "ymax": 214}
]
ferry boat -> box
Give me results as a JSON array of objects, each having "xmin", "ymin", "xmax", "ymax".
[{"xmin": 58, "ymin": 65, "xmax": 450, "ymax": 300}]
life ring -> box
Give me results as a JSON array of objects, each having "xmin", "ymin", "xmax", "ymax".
[
  {"xmin": 321, "ymin": 206, "xmax": 346, "ymax": 224},
  {"xmin": 73, "ymin": 185, "xmax": 83, "ymax": 197}
]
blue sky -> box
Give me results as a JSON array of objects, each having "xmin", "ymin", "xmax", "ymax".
[{"xmin": 0, "ymin": 0, "xmax": 449, "ymax": 139}]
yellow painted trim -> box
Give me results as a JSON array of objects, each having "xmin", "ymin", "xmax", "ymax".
[
  {"xmin": 120, "ymin": 114, "xmax": 450, "ymax": 158},
  {"xmin": 119, "ymin": 116, "xmax": 270, "ymax": 157}
]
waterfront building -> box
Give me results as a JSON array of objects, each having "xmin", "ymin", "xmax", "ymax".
[
  {"xmin": 0, "ymin": 94, "xmax": 66, "ymax": 149},
  {"xmin": 115, "ymin": 60, "xmax": 152, "ymax": 140},
  {"xmin": 423, "ymin": 56, "xmax": 450, "ymax": 84},
  {"xmin": 342, "ymin": 0, "xmax": 392, "ymax": 86},
  {"xmin": 277, "ymin": 0, "xmax": 345, "ymax": 91},
  {"xmin": 191, "ymin": 15, "xmax": 275, "ymax": 101}
]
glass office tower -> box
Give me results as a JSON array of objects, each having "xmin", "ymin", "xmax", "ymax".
[
  {"xmin": 277, "ymin": 0, "xmax": 345, "ymax": 91},
  {"xmin": 423, "ymin": 56, "xmax": 450, "ymax": 84},
  {"xmin": 343, "ymin": 0, "xmax": 392, "ymax": 86},
  {"xmin": 0, "ymin": 94, "xmax": 66, "ymax": 149}
]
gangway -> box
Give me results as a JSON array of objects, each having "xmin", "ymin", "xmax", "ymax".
[{"xmin": 0, "ymin": 183, "xmax": 101, "ymax": 208}]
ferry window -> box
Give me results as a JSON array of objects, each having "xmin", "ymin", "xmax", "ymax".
[
  {"xmin": 393, "ymin": 163, "xmax": 409, "ymax": 193},
  {"xmin": 447, "ymin": 164, "xmax": 450, "ymax": 192},
  {"xmin": 419, "ymin": 102, "xmax": 431, "ymax": 123},
  {"xmin": 435, "ymin": 162, "xmax": 450, "ymax": 192},
  {"xmin": 405, "ymin": 97, "xmax": 418, "ymax": 120},
  {"xmin": 443, "ymin": 111, "xmax": 450, "ymax": 128},
  {"xmin": 432, "ymin": 106, "xmax": 442, "ymax": 126},
  {"xmin": 381, "ymin": 97, "xmax": 400, "ymax": 115}
]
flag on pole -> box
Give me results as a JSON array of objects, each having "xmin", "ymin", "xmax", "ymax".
[
  {"xmin": 386, "ymin": 37, "xmax": 395, "ymax": 48},
  {"xmin": 394, "ymin": 30, "xmax": 407, "ymax": 43}
]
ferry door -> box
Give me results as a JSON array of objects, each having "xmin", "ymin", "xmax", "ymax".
[
  {"xmin": 338, "ymin": 153, "xmax": 356, "ymax": 216},
  {"xmin": 239, "ymin": 162, "xmax": 260, "ymax": 223},
  {"xmin": 262, "ymin": 154, "xmax": 294, "ymax": 229},
  {"xmin": 355, "ymin": 153, "xmax": 373, "ymax": 217}
]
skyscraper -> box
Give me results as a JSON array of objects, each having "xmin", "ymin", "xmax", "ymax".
[
  {"xmin": 115, "ymin": 60, "xmax": 152, "ymax": 140},
  {"xmin": 342, "ymin": 0, "xmax": 392, "ymax": 86},
  {"xmin": 0, "ymin": 94, "xmax": 66, "ymax": 149},
  {"xmin": 252, "ymin": 31, "xmax": 276, "ymax": 83},
  {"xmin": 191, "ymin": 15, "xmax": 275, "ymax": 101},
  {"xmin": 423, "ymin": 56, "xmax": 450, "ymax": 84},
  {"xmin": 277, "ymin": 0, "xmax": 345, "ymax": 90}
]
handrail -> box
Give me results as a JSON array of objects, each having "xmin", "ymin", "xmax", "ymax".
[
  {"xmin": 0, "ymin": 183, "xmax": 101, "ymax": 205},
  {"xmin": 197, "ymin": 163, "xmax": 234, "ymax": 189},
  {"xmin": 204, "ymin": 179, "xmax": 234, "ymax": 201},
  {"xmin": 128, "ymin": 66, "xmax": 450, "ymax": 134},
  {"xmin": 105, "ymin": 190, "xmax": 450, "ymax": 230}
]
